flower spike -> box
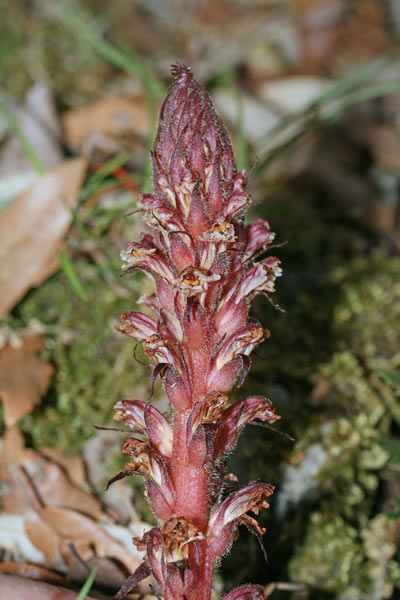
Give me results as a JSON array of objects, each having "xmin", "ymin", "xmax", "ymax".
[{"xmin": 113, "ymin": 64, "xmax": 282, "ymax": 599}]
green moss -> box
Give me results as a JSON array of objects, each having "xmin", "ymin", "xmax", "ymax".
[
  {"xmin": 289, "ymin": 512, "xmax": 364, "ymax": 593},
  {"xmin": 224, "ymin": 186, "xmax": 400, "ymax": 596},
  {"xmin": 280, "ymin": 255, "xmax": 399, "ymax": 596},
  {"xmin": 11, "ymin": 263, "xmax": 147, "ymax": 453},
  {"xmin": 0, "ymin": 2, "xmax": 109, "ymax": 102}
]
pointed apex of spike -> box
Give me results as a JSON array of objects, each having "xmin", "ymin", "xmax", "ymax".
[
  {"xmin": 171, "ymin": 63, "xmax": 193, "ymax": 83},
  {"xmin": 153, "ymin": 64, "xmax": 236, "ymax": 223}
]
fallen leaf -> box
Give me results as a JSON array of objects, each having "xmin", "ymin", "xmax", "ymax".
[
  {"xmin": 0, "ymin": 427, "xmax": 102, "ymax": 519},
  {"xmin": 0, "ymin": 171, "xmax": 37, "ymax": 213},
  {"xmin": 214, "ymin": 89, "xmax": 280, "ymax": 144},
  {"xmin": 0, "ymin": 427, "xmax": 41, "ymax": 513},
  {"xmin": 0, "ymin": 156, "xmax": 88, "ymax": 316},
  {"xmin": 38, "ymin": 507, "xmax": 141, "ymax": 574},
  {"xmin": 62, "ymin": 96, "xmax": 149, "ymax": 155},
  {"xmin": 24, "ymin": 511, "xmax": 62, "ymax": 565},
  {"xmin": 0, "ymin": 83, "xmax": 63, "ymax": 177},
  {"xmin": 0, "ymin": 83, "xmax": 64, "ymax": 214},
  {"xmin": 0, "ymin": 336, "xmax": 53, "ymax": 427},
  {"xmin": 0, "ymin": 511, "xmax": 146, "ymax": 585},
  {"xmin": 66, "ymin": 555, "xmax": 130, "ymax": 590},
  {"xmin": 0, "ymin": 430, "xmax": 146, "ymax": 586},
  {"xmin": 40, "ymin": 447, "xmax": 89, "ymax": 491},
  {"xmin": 258, "ymin": 76, "xmax": 328, "ymax": 115},
  {"xmin": 0, "ymin": 574, "xmax": 96, "ymax": 600},
  {"xmin": 0, "ymin": 512, "xmax": 46, "ymax": 565},
  {"xmin": 0, "ymin": 562, "xmax": 66, "ymax": 585},
  {"xmin": 83, "ymin": 429, "xmax": 140, "ymax": 524}
]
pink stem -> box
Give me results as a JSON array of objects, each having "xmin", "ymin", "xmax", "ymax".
[{"xmin": 171, "ymin": 409, "xmax": 210, "ymax": 532}]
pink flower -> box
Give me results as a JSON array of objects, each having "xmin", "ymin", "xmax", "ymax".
[
  {"xmin": 207, "ymin": 483, "xmax": 274, "ymax": 559},
  {"xmin": 214, "ymin": 395, "xmax": 280, "ymax": 458},
  {"xmin": 115, "ymin": 311, "xmax": 158, "ymax": 340},
  {"xmin": 114, "ymin": 399, "xmax": 173, "ymax": 457}
]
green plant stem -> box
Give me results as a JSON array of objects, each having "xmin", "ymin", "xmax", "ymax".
[
  {"xmin": 53, "ymin": 4, "xmax": 165, "ymax": 191},
  {"xmin": 59, "ymin": 249, "xmax": 88, "ymax": 301},
  {"xmin": 76, "ymin": 566, "xmax": 98, "ymax": 600},
  {"xmin": 0, "ymin": 97, "xmax": 45, "ymax": 174}
]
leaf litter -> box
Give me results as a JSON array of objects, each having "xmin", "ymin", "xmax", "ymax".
[
  {"xmin": 0, "ymin": 83, "xmax": 64, "ymax": 213},
  {"xmin": 0, "ymin": 157, "xmax": 88, "ymax": 316},
  {"xmin": 0, "ymin": 335, "xmax": 54, "ymax": 428},
  {"xmin": 0, "ymin": 427, "xmax": 149, "ymax": 596}
]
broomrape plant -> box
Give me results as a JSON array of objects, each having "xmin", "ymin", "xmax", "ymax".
[{"xmin": 109, "ymin": 64, "xmax": 282, "ymax": 600}]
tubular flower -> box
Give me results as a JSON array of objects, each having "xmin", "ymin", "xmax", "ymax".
[{"xmin": 111, "ymin": 64, "xmax": 282, "ymax": 600}]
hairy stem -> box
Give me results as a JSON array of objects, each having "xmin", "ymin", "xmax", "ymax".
[{"xmin": 171, "ymin": 409, "xmax": 210, "ymax": 532}]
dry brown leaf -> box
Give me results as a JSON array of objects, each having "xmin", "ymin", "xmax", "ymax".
[
  {"xmin": 62, "ymin": 96, "xmax": 149, "ymax": 153},
  {"xmin": 0, "ymin": 562, "xmax": 66, "ymax": 585},
  {"xmin": 61, "ymin": 552, "xmax": 149, "ymax": 596},
  {"xmin": 0, "ymin": 574, "xmax": 96, "ymax": 600},
  {"xmin": 24, "ymin": 460, "xmax": 103, "ymax": 520},
  {"xmin": 0, "ymin": 335, "xmax": 53, "ymax": 427},
  {"xmin": 0, "ymin": 430, "xmax": 144, "ymax": 587},
  {"xmin": 0, "ymin": 156, "xmax": 88, "ymax": 316},
  {"xmin": 0, "ymin": 83, "xmax": 63, "ymax": 178},
  {"xmin": 24, "ymin": 511, "xmax": 62, "ymax": 565},
  {"xmin": 65, "ymin": 555, "xmax": 129, "ymax": 591},
  {"xmin": 0, "ymin": 511, "xmax": 146, "ymax": 588},
  {"xmin": 40, "ymin": 447, "xmax": 89, "ymax": 491},
  {"xmin": 83, "ymin": 429, "xmax": 141, "ymax": 525},
  {"xmin": 0, "ymin": 84, "xmax": 64, "ymax": 214},
  {"xmin": 0, "ymin": 427, "xmax": 42, "ymax": 512},
  {"xmin": 0, "ymin": 427, "xmax": 102, "ymax": 519},
  {"xmin": 37, "ymin": 507, "xmax": 141, "ymax": 574}
]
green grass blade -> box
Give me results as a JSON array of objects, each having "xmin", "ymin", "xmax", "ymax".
[
  {"xmin": 59, "ymin": 250, "xmax": 88, "ymax": 301},
  {"xmin": 254, "ymin": 53, "xmax": 399, "ymax": 152},
  {"xmin": 76, "ymin": 566, "xmax": 98, "ymax": 600},
  {"xmin": 231, "ymin": 74, "xmax": 248, "ymax": 172},
  {"xmin": 80, "ymin": 152, "xmax": 133, "ymax": 200},
  {"xmin": 309, "ymin": 53, "xmax": 396, "ymax": 109},
  {"xmin": 0, "ymin": 97, "xmax": 45, "ymax": 174},
  {"xmin": 53, "ymin": 4, "xmax": 164, "ymax": 98},
  {"xmin": 52, "ymin": 4, "xmax": 162, "ymax": 192},
  {"xmin": 321, "ymin": 81, "xmax": 400, "ymax": 122},
  {"xmin": 86, "ymin": 152, "xmax": 132, "ymax": 185},
  {"xmin": 254, "ymin": 57, "xmax": 400, "ymax": 174}
]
